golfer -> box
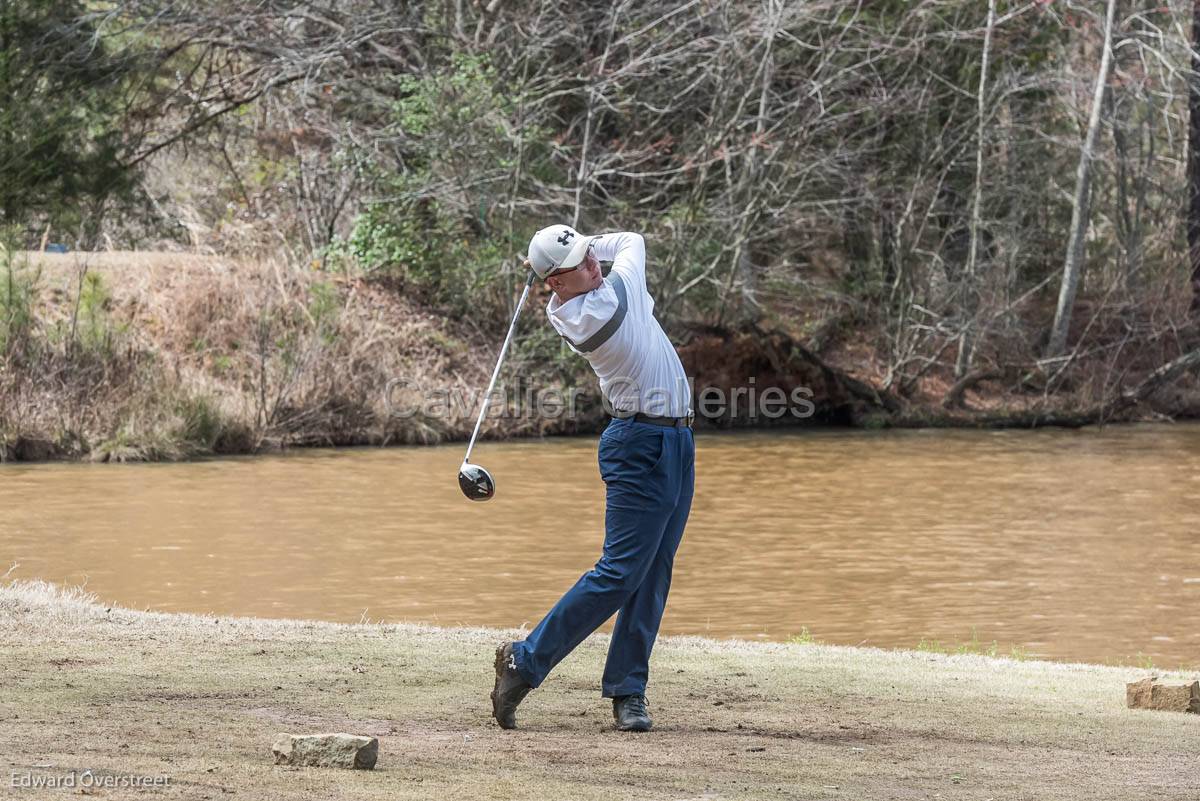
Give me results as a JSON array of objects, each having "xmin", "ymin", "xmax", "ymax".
[{"xmin": 490, "ymin": 225, "xmax": 695, "ymax": 733}]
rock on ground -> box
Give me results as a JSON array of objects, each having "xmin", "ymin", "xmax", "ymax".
[
  {"xmin": 271, "ymin": 733, "xmax": 379, "ymax": 769},
  {"xmin": 1126, "ymin": 677, "xmax": 1200, "ymax": 713}
]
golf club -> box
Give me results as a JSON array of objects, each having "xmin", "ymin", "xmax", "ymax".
[{"xmin": 458, "ymin": 270, "xmax": 536, "ymax": 501}]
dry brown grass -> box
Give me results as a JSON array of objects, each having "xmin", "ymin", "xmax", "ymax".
[
  {"xmin": 0, "ymin": 251, "xmax": 509, "ymax": 461},
  {"xmin": 1, "ymin": 580, "xmax": 1197, "ymax": 800}
]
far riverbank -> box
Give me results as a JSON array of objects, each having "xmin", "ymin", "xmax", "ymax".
[{"xmin": 3, "ymin": 251, "xmax": 1199, "ymax": 464}]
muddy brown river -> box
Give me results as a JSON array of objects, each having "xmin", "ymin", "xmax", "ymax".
[{"xmin": 3, "ymin": 424, "xmax": 1199, "ymax": 668}]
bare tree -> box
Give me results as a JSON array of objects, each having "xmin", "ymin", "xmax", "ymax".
[
  {"xmin": 955, "ymin": 0, "xmax": 998, "ymax": 378},
  {"xmin": 1189, "ymin": 0, "xmax": 1200, "ymax": 315},
  {"xmin": 1047, "ymin": 0, "xmax": 1120, "ymax": 359}
]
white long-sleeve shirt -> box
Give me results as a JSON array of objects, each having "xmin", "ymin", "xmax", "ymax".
[{"xmin": 546, "ymin": 232, "xmax": 691, "ymax": 417}]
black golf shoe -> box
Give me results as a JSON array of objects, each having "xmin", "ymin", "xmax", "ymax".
[
  {"xmin": 491, "ymin": 642, "xmax": 532, "ymax": 730},
  {"xmin": 612, "ymin": 693, "xmax": 652, "ymax": 732}
]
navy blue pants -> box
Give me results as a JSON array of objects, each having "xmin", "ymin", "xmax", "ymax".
[{"xmin": 512, "ymin": 417, "xmax": 695, "ymax": 697}]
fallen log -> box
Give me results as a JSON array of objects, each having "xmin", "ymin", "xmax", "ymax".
[{"xmin": 920, "ymin": 347, "xmax": 1200, "ymax": 429}]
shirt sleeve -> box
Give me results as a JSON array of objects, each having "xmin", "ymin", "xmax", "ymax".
[{"xmin": 590, "ymin": 232, "xmax": 646, "ymax": 292}]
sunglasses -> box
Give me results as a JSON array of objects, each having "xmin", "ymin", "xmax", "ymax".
[{"xmin": 547, "ymin": 244, "xmax": 594, "ymax": 278}]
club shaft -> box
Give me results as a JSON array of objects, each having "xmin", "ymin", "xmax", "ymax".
[{"xmin": 463, "ymin": 271, "xmax": 536, "ymax": 465}]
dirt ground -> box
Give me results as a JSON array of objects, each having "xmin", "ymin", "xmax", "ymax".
[{"xmin": 1, "ymin": 581, "xmax": 1196, "ymax": 801}]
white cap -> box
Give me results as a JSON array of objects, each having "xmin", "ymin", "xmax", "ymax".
[{"xmin": 527, "ymin": 224, "xmax": 592, "ymax": 279}]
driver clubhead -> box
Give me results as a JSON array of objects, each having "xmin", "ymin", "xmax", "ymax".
[{"xmin": 458, "ymin": 462, "xmax": 496, "ymax": 502}]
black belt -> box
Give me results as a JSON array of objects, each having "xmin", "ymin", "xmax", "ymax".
[{"xmin": 616, "ymin": 412, "xmax": 693, "ymax": 429}]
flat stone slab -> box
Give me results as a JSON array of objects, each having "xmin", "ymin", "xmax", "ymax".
[
  {"xmin": 1126, "ymin": 677, "xmax": 1200, "ymax": 714},
  {"xmin": 271, "ymin": 733, "xmax": 378, "ymax": 769}
]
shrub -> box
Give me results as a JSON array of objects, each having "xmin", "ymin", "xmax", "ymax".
[{"xmin": 0, "ymin": 245, "xmax": 39, "ymax": 361}]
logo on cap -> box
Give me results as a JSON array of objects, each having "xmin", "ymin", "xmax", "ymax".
[{"xmin": 556, "ymin": 229, "xmax": 575, "ymax": 246}]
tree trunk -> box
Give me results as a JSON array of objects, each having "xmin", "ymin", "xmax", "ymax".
[
  {"xmin": 955, "ymin": 0, "xmax": 997, "ymax": 378},
  {"xmin": 716, "ymin": 0, "xmax": 781, "ymax": 327},
  {"xmin": 1047, "ymin": 0, "xmax": 1119, "ymax": 358},
  {"xmin": 1189, "ymin": 0, "xmax": 1200, "ymax": 314}
]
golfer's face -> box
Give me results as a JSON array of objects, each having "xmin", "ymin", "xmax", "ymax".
[{"xmin": 550, "ymin": 251, "xmax": 601, "ymax": 295}]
